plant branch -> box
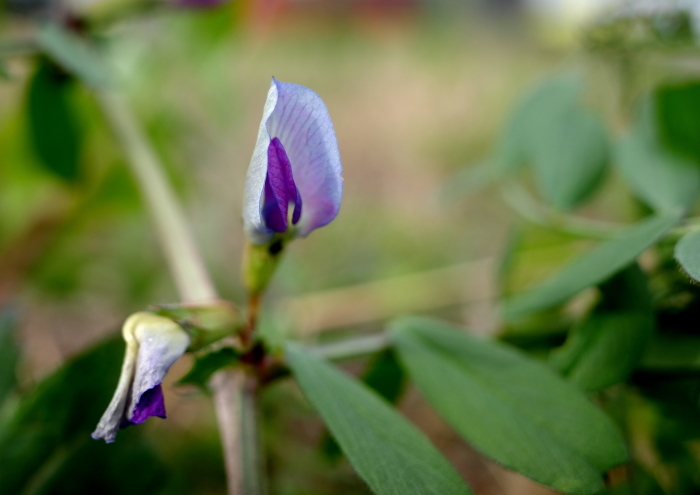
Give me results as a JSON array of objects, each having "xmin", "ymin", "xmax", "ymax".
[
  {"xmin": 95, "ymin": 90, "xmax": 216, "ymax": 303},
  {"xmin": 500, "ymin": 180, "xmax": 623, "ymax": 239},
  {"xmin": 96, "ymin": 88, "xmax": 264, "ymax": 495},
  {"xmin": 312, "ymin": 332, "xmax": 391, "ymax": 361}
]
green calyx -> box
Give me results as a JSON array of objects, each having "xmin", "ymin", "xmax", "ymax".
[
  {"xmin": 242, "ymin": 232, "xmax": 292, "ymax": 296},
  {"xmin": 148, "ymin": 300, "xmax": 244, "ymax": 352}
]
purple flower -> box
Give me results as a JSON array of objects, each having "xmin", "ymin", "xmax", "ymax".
[
  {"xmin": 243, "ymin": 78, "xmax": 343, "ymax": 245},
  {"xmin": 92, "ymin": 312, "xmax": 189, "ymax": 443}
]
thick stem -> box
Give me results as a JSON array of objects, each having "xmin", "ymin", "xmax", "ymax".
[
  {"xmin": 96, "ymin": 89, "xmax": 264, "ymax": 495},
  {"xmin": 211, "ymin": 370, "xmax": 267, "ymax": 495}
]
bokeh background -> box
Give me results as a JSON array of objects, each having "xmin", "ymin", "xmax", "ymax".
[{"xmin": 0, "ymin": 0, "xmax": 690, "ymax": 493}]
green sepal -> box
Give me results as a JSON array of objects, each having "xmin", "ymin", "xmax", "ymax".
[
  {"xmin": 147, "ymin": 300, "xmax": 243, "ymax": 352},
  {"xmin": 242, "ymin": 234, "xmax": 290, "ymax": 295}
]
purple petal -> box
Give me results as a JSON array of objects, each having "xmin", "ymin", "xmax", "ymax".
[
  {"xmin": 243, "ymin": 79, "xmax": 342, "ymax": 244},
  {"xmin": 268, "ymin": 79, "xmax": 343, "ymax": 237},
  {"xmin": 130, "ymin": 384, "xmax": 166, "ymax": 423},
  {"xmin": 262, "ymin": 138, "xmax": 302, "ymax": 232},
  {"xmin": 126, "ymin": 316, "xmax": 189, "ymax": 424}
]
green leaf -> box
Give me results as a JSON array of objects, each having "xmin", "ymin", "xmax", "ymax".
[
  {"xmin": 0, "ymin": 309, "xmax": 19, "ymax": 405},
  {"xmin": 503, "ymin": 212, "xmax": 681, "ymax": 321},
  {"xmin": 675, "ymin": 229, "xmax": 700, "ymax": 282},
  {"xmin": 21, "ymin": 431, "xmax": 166, "ymax": 495},
  {"xmin": 494, "ymin": 74, "xmax": 608, "ymax": 209},
  {"xmin": 36, "ymin": 23, "xmax": 111, "ymax": 88},
  {"xmin": 391, "ymin": 316, "xmax": 628, "ymax": 495},
  {"xmin": 615, "ymin": 102, "xmax": 700, "ymax": 211},
  {"xmin": 322, "ymin": 349, "xmax": 406, "ymax": 461},
  {"xmin": 494, "ymin": 74, "xmax": 581, "ymax": 174},
  {"xmin": 0, "ymin": 335, "xmax": 165, "ymax": 493},
  {"xmin": 176, "ymin": 348, "xmax": 239, "ymax": 388},
  {"xmin": 655, "ymin": 81, "xmax": 700, "ymax": 163},
  {"xmin": 550, "ymin": 265, "xmax": 654, "ymax": 391},
  {"xmin": 641, "ymin": 335, "xmax": 700, "ymax": 370},
  {"xmin": 27, "ymin": 59, "xmax": 83, "ymax": 182},
  {"xmin": 531, "ymin": 110, "xmax": 609, "ymax": 210},
  {"xmin": 361, "ymin": 349, "xmax": 406, "ymax": 404},
  {"xmin": 286, "ymin": 343, "xmax": 473, "ymax": 495}
]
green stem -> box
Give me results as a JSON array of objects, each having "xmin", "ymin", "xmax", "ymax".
[
  {"xmin": 500, "ymin": 180, "xmax": 623, "ymax": 239},
  {"xmin": 96, "ymin": 89, "xmax": 265, "ymax": 495},
  {"xmin": 313, "ymin": 333, "xmax": 390, "ymax": 361},
  {"xmin": 95, "ymin": 90, "xmax": 216, "ymax": 303}
]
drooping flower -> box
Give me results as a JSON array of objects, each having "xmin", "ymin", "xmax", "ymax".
[
  {"xmin": 243, "ymin": 78, "xmax": 343, "ymax": 245},
  {"xmin": 92, "ymin": 312, "xmax": 190, "ymax": 443}
]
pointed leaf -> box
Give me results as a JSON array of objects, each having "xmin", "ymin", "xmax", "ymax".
[
  {"xmin": 503, "ymin": 212, "xmax": 681, "ymax": 321},
  {"xmin": 391, "ymin": 316, "xmax": 628, "ymax": 495},
  {"xmin": 494, "ymin": 74, "xmax": 580, "ymax": 174},
  {"xmin": 531, "ymin": 110, "xmax": 609, "ymax": 210},
  {"xmin": 655, "ymin": 81, "xmax": 700, "ymax": 163},
  {"xmin": 615, "ymin": 102, "xmax": 700, "ymax": 211},
  {"xmin": 494, "ymin": 73, "xmax": 608, "ymax": 209},
  {"xmin": 36, "ymin": 23, "xmax": 111, "ymax": 88},
  {"xmin": 322, "ymin": 349, "xmax": 406, "ymax": 461},
  {"xmin": 675, "ymin": 229, "xmax": 700, "ymax": 282},
  {"xmin": 552, "ymin": 312, "xmax": 653, "ymax": 391},
  {"xmin": 286, "ymin": 343, "xmax": 472, "ymax": 495},
  {"xmin": 551, "ymin": 265, "xmax": 654, "ymax": 391}
]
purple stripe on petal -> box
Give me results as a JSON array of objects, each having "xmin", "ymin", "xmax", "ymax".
[
  {"xmin": 130, "ymin": 384, "xmax": 166, "ymax": 424},
  {"xmin": 262, "ymin": 137, "xmax": 302, "ymax": 232}
]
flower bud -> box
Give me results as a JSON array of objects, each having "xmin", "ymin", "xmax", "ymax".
[{"xmin": 92, "ymin": 312, "xmax": 189, "ymax": 443}]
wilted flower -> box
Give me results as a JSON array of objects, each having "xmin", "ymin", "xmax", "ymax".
[
  {"xmin": 243, "ymin": 78, "xmax": 343, "ymax": 245},
  {"xmin": 92, "ymin": 312, "xmax": 190, "ymax": 443}
]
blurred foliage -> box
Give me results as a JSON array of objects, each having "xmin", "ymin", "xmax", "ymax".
[
  {"xmin": 26, "ymin": 59, "xmax": 83, "ymax": 182},
  {"xmin": 7, "ymin": 0, "xmax": 700, "ymax": 494}
]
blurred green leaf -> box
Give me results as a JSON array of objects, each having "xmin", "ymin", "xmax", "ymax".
[
  {"xmin": 25, "ymin": 431, "xmax": 166, "ymax": 495},
  {"xmin": 36, "ymin": 23, "xmax": 111, "ymax": 88},
  {"xmin": 176, "ymin": 348, "xmax": 239, "ymax": 389},
  {"xmin": 675, "ymin": 229, "xmax": 700, "ymax": 283},
  {"xmin": 641, "ymin": 335, "xmax": 700, "ymax": 370},
  {"xmin": 550, "ymin": 265, "xmax": 654, "ymax": 391},
  {"xmin": 360, "ymin": 349, "xmax": 405, "ymax": 404},
  {"xmin": 495, "ymin": 74, "xmax": 608, "ymax": 209},
  {"xmin": 531, "ymin": 110, "xmax": 609, "ymax": 210},
  {"xmin": 615, "ymin": 102, "xmax": 700, "ymax": 211},
  {"xmin": 286, "ymin": 343, "xmax": 473, "ymax": 495},
  {"xmin": 0, "ymin": 309, "xmax": 19, "ymax": 405},
  {"xmin": 655, "ymin": 82, "xmax": 700, "ymax": 164},
  {"xmin": 391, "ymin": 316, "xmax": 628, "ymax": 495},
  {"xmin": 27, "ymin": 59, "xmax": 83, "ymax": 182},
  {"xmin": 0, "ymin": 335, "xmax": 165, "ymax": 494},
  {"xmin": 495, "ymin": 74, "xmax": 580, "ymax": 173},
  {"xmin": 585, "ymin": 10, "xmax": 694, "ymax": 51},
  {"xmin": 503, "ymin": 212, "xmax": 681, "ymax": 321}
]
